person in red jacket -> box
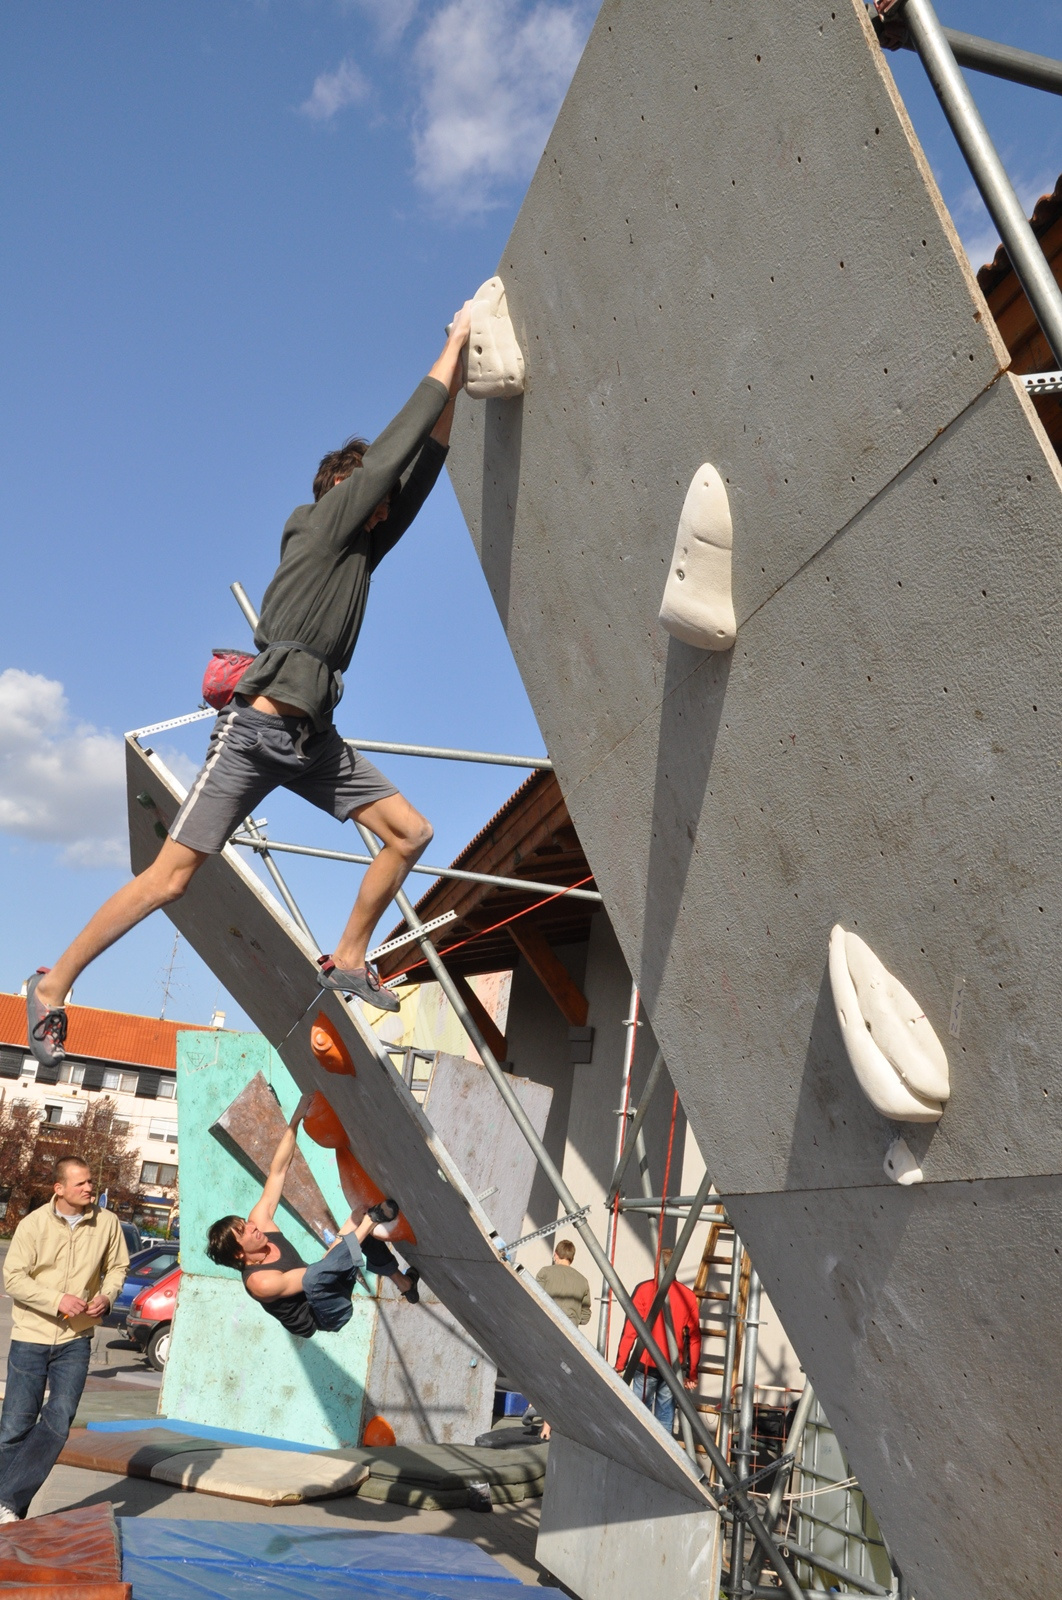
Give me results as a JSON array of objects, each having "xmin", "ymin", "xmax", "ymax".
[{"xmin": 615, "ymin": 1248, "xmax": 701, "ymax": 1435}]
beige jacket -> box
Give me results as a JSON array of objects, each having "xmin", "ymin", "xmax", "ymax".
[{"xmin": 4, "ymin": 1199, "xmax": 129, "ymax": 1345}]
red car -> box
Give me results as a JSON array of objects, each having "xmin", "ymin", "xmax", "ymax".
[{"xmin": 126, "ymin": 1263, "xmax": 181, "ymax": 1371}]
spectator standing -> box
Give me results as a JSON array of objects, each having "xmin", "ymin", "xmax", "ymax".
[
  {"xmin": 0, "ymin": 1157, "xmax": 128, "ymax": 1521},
  {"xmin": 615, "ymin": 1247, "xmax": 701, "ymax": 1435},
  {"xmin": 534, "ymin": 1239, "xmax": 592, "ymax": 1442}
]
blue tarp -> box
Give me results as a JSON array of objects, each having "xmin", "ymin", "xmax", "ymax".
[{"xmin": 119, "ymin": 1519, "xmax": 536, "ymax": 1599}]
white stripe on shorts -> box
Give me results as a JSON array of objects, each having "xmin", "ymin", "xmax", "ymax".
[{"xmin": 169, "ymin": 706, "xmax": 239, "ymax": 846}]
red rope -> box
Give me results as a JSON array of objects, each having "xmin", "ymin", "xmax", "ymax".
[
  {"xmin": 654, "ymin": 1089, "xmax": 680, "ymax": 1286},
  {"xmin": 389, "ymin": 872, "xmax": 596, "ymax": 982}
]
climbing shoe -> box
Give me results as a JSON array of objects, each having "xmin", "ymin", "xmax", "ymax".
[
  {"xmin": 400, "ymin": 1266, "xmax": 421, "ymax": 1305},
  {"xmin": 368, "ymin": 1197, "xmax": 400, "ymax": 1226},
  {"xmin": 317, "ymin": 957, "xmax": 400, "ymax": 1014},
  {"xmin": 26, "ymin": 972, "xmax": 67, "ymax": 1067}
]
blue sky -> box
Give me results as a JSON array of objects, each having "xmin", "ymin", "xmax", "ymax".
[{"xmin": 1, "ymin": 1, "xmax": 1060, "ymax": 1029}]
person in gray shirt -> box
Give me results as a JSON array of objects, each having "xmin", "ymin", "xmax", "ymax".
[{"xmin": 28, "ymin": 302, "xmax": 473, "ymax": 1061}]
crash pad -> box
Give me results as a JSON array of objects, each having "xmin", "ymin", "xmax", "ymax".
[
  {"xmin": 118, "ymin": 1518, "xmax": 535, "ymax": 1597},
  {"xmin": 148, "ymin": 1446, "xmax": 371, "ymax": 1504},
  {"xmin": 327, "ymin": 1442, "xmax": 548, "ymax": 1487},
  {"xmin": 59, "ymin": 1429, "xmax": 223, "ymax": 1478},
  {"xmin": 0, "ymin": 1505, "xmax": 128, "ymax": 1597}
]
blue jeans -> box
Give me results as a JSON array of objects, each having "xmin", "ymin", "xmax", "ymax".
[
  {"xmin": 302, "ymin": 1234, "xmax": 402, "ymax": 1333},
  {"xmin": 631, "ymin": 1368, "xmax": 675, "ymax": 1435},
  {"xmin": 0, "ymin": 1338, "xmax": 92, "ymax": 1516}
]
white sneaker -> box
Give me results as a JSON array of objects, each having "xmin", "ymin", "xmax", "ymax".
[{"xmin": 0, "ymin": 1506, "xmax": 19, "ymax": 1524}]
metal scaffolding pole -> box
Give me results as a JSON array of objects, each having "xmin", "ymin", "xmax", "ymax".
[
  {"xmin": 728, "ymin": 1266, "xmax": 762, "ymax": 1598},
  {"xmin": 621, "ymin": 1167, "xmax": 716, "ymax": 1381},
  {"xmin": 351, "ymin": 821, "xmax": 804, "ymax": 1600},
  {"xmin": 606, "ymin": 1047, "xmax": 666, "ymax": 1202},
  {"xmin": 238, "ymin": 817, "xmax": 319, "ymax": 948},
  {"xmin": 896, "ymin": 0, "xmax": 1062, "ymax": 366},
  {"xmin": 228, "ymin": 832, "xmax": 602, "ymax": 903},
  {"xmin": 892, "ymin": 23, "xmax": 1062, "ymax": 97},
  {"xmin": 597, "ymin": 984, "xmax": 640, "ymax": 1355},
  {"xmin": 745, "ymin": 1383, "xmax": 817, "ymax": 1588}
]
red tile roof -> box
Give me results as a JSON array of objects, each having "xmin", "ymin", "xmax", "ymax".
[{"xmin": 0, "ymin": 993, "xmax": 201, "ymax": 1071}]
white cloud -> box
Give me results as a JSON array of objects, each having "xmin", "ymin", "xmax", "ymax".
[
  {"xmin": 0, "ymin": 669, "xmax": 128, "ymax": 867},
  {"xmin": 0, "ymin": 669, "xmax": 198, "ymax": 869},
  {"xmin": 412, "ymin": 0, "xmax": 594, "ymax": 209},
  {"xmin": 299, "ymin": 56, "xmax": 370, "ymax": 122},
  {"xmin": 343, "ymin": 0, "xmax": 419, "ymax": 48},
  {"xmin": 951, "ymin": 167, "xmax": 1057, "ymax": 275}
]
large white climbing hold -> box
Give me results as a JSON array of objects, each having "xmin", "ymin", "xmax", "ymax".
[
  {"xmin": 828, "ymin": 925, "xmax": 947, "ymax": 1123},
  {"xmin": 465, "ymin": 276, "xmax": 526, "ymax": 399},
  {"xmin": 658, "ymin": 464, "xmax": 737, "ymax": 651}
]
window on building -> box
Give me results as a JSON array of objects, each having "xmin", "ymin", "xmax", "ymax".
[
  {"xmin": 102, "ymin": 1070, "xmax": 139, "ymax": 1094},
  {"xmin": 58, "ymin": 1062, "xmax": 86, "ymax": 1085},
  {"xmin": 42, "ymin": 1104, "xmax": 64, "ymax": 1125},
  {"xmin": 140, "ymin": 1161, "xmax": 178, "ymax": 1187},
  {"xmin": 148, "ymin": 1118, "xmax": 178, "ymax": 1144},
  {"xmin": 157, "ymin": 1078, "xmax": 177, "ymax": 1100},
  {"xmin": 20, "ymin": 1060, "xmax": 37, "ymax": 1080},
  {"xmin": 113, "ymin": 1119, "xmax": 130, "ymax": 1134}
]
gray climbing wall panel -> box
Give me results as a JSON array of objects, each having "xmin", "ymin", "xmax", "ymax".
[
  {"xmin": 446, "ymin": 1, "xmax": 1062, "ymax": 1593},
  {"xmin": 126, "ymin": 739, "xmax": 711, "ymax": 1510}
]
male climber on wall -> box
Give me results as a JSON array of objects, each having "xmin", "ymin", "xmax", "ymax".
[
  {"xmin": 206, "ymin": 1093, "xmax": 420, "ymax": 1336},
  {"xmin": 26, "ymin": 301, "xmax": 475, "ymax": 1063}
]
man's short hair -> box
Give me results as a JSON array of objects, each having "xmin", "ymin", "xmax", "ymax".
[
  {"xmin": 206, "ymin": 1216, "xmax": 245, "ymax": 1269},
  {"xmin": 53, "ymin": 1156, "xmax": 90, "ymax": 1185},
  {"xmin": 554, "ymin": 1239, "xmax": 576, "ymax": 1263},
  {"xmin": 313, "ymin": 437, "xmax": 369, "ymax": 503}
]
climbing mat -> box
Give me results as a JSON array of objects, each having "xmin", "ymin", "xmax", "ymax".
[
  {"xmin": 118, "ymin": 1518, "xmax": 537, "ymax": 1599},
  {"xmin": 126, "ymin": 739, "xmax": 711, "ymax": 1511},
  {"xmin": 444, "ymin": 1, "xmax": 1062, "ymax": 1596}
]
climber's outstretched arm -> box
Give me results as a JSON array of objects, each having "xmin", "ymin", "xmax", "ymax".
[{"xmin": 248, "ymin": 1092, "xmax": 315, "ymax": 1230}]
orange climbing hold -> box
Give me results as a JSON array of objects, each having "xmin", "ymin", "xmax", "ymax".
[
  {"xmin": 362, "ymin": 1415, "xmax": 397, "ymax": 1448},
  {"xmin": 302, "ymin": 1091, "xmax": 348, "ymax": 1150},
  {"xmin": 310, "ymin": 1013, "xmax": 356, "ymax": 1075},
  {"xmin": 336, "ymin": 1146, "xmax": 417, "ymax": 1246}
]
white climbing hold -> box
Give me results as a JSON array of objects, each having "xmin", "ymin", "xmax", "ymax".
[
  {"xmin": 464, "ymin": 277, "xmax": 526, "ymax": 399},
  {"xmin": 828, "ymin": 925, "xmax": 947, "ymax": 1123},
  {"xmin": 883, "ymin": 1137, "xmax": 924, "ymax": 1185},
  {"xmin": 658, "ymin": 464, "xmax": 737, "ymax": 651}
]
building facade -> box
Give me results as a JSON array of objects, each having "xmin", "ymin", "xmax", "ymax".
[{"xmin": 0, "ymin": 991, "xmax": 216, "ymax": 1229}]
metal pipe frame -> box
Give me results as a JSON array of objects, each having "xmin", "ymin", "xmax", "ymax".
[
  {"xmin": 228, "ymin": 584, "xmax": 802, "ymax": 1593},
  {"xmin": 597, "ymin": 983, "xmax": 640, "ymax": 1355},
  {"xmin": 617, "ymin": 1195, "xmax": 714, "ymax": 1211},
  {"xmin": 606, "ymin": 1048, "xmax": 666, "ymax": 1202},
  {"xmin": 229, "ymin": 832, "xmax": 602, "ymax": 903},
  {"xmin": 728, "ymin": 1267, "xmax": 763, "ymax": 1598},
  {"xmin": 896, "ymin": 0, "xmax": 1062, "ymax": 367},
  {"xmin": 745, "ymin": 1384, "xmax": 817, "ymax": 1587},
  {"xmin": 239, "ymin": 817, "xmax": 319, "ymax": 948},
  {"xmin": 893, "ymin": 22, "xmax": 1062, "ymax": 97},
  {"xmin": 621, "ymin": 1168, "xmax": 716, "ymax": 1381},
  {"xmin": 230, "ymin": 580, "xmax": 552, "ymax": 771},
  {"xmin": 776, "ymin": 1537, "xmax": 890, "ymax": 1598},
  {"xmin": 352, "ymin": 819, "xmax": 804, "ymax": 1600}
]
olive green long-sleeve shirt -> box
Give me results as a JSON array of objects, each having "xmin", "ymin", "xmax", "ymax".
[
  {"xmin": 4, "ymin": 1199, "xmax": 129, "ymax": 1345},
  {"xmin": 536, "ymin": 1263, "xmax": 593, "ymax": 1328},
  {"xmin": 237, "ymin": 376, "xmax": 450, "ymax": 730}
]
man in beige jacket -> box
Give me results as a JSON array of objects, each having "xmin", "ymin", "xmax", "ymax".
[{"xmin": 0, "ymin": 1157, "xmax": 128, "ymax": 1520}]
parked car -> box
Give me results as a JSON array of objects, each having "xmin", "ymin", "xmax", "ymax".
[
  {"xmin": 106, "ymin": 1243, "xmax": 179, "ymax": 1327},
  {"xmin": 120, "ymin": 1221, "xmax": 143, "ymax": 1257},
  {"xmin": 126, "ymin": 1263, "xmax": 181, "ymax": 1371}
]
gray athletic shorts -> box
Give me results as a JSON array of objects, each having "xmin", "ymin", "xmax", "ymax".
[{"xmin": 169, "ymin": 699, "xmax": 398, "ymax": 855}]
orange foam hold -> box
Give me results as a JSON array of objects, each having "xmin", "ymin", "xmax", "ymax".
[
  {"xmin": 302, "ymin": 1091, "xmax": 347, "ymax": 1150},
  {"xmin": 303, "ymin": 1088, "xmax": 418, "ymax": 1247},
  {"xmin": 362, "ymin": 1415, "xmax": 397, "ymax": 1448},
  {"xmin": 309, "ymin": 1013, "xmax": 356, "ymax": 1075}
]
